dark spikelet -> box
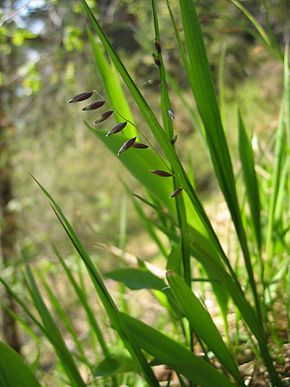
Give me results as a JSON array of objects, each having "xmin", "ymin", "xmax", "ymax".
[
  {"xmin": 152, "ymin": 54, "xmax": 161, "ymax": 67},
  {"xmin": 154, "ymin": 39, "xmax": 161, "ymax": 53},
  {"xmin": 168, "ymin": 108, "xmax": 175, "ymax": 120},
  {"xmin": 169, "ymin": 188, "xmax": 183, "ymax": 198},
  {"xmin": 82, "ymin": 100, "xmax": 105, "ymax": 111},
  {"xmin": 67, "ymin": 91, "xmax": 93, "ymax": 103},
  {"xmin": 94, "ymin": 110, "xmax": 114, "ymax": 124},
  {"xmin": 170, "ymin": 134, "xmax": 177, "ymax": 145},
  {"xmin": 106, "ymin": 121, "xmax": 127, "ymax": 136},
  {"xmin": 150, "ymin": 169, "xmax": 172, "ymax": 177},
  {"xmin": 117, "ymin": 137, "xmax": 136, "ymax": 156},
  {"xmin": 144, "ymin": 79, "xmax": 161, "ymax": 86},
  {"xmin": 133, "ymin": 142, "xmax": 149, "ymax": 149}
]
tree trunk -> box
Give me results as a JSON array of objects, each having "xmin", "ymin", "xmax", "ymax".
[{"xmin": 0, "ymin": 88, "xmax": 21, "ymax": 353}]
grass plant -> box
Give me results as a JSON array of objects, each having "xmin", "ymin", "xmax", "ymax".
[{"xmin": 1, "ymin": 1, "xmax": 289, "ymax": 386}]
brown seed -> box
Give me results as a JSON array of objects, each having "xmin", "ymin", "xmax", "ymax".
[
  {"xmin": 170, "ymin": 134, "xmax": 177, "ymax": 145},
  {"xmin": 154, "ymin": 39, "xmax": 161, "ymax": 53},
  {"xmin": 152, "ymin": 54, "xmax": 161, "ymax": 67},
  {"xmin": 106, "ymin": 122, "xmax": 127, "ymax": 136},
  {"xmin": 67, "ymin": 91, "xmax": 93, "ymax": 103},
  {"xmin": 133, "ymin": 142, "xmax": 149, "ymax": 149},
  {"xmin": 94, "ymin": 110, "xmax": 114, "ymax": 124},
  {"xmin": 82, "ymin": 100, "xmax": 105, "ymax": 111},
  {"xmin": 150, "ymin": 170, "xmax": 172, "ymax": 177},
  {"xmin": 169, "ymin": 188, "xmax": 183, "ymax": 198},
  {"xmin": 117, "ymin": 137, "xmax": 136, "ymax": 156},
  {"xmin": 144, "ymin": 79, "xmax": 161, "ymax": 86}
]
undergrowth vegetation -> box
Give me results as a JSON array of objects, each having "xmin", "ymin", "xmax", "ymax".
[{"xmin": 0, "ymin": 0, "xmax": 289, "ymax": 386}]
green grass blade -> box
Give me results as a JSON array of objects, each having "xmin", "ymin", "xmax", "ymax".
[
  {"xmin": 37, "ymin": 271, "xmax": 89, "ymax": 366},
  {"xmin": 151, "ymin": 0, "xmax": 173, "ymax": 140},
  {"xmin": 106, "ymin": 268, "xmax": 166, "ymax": 291},
  {"xmin": 23, "ymin": 260, "xmax": 86, "ymax": 387},
  {"xmin": 53, "ymin": 246, "xmax": 110, "ymax": 359},
  {"xmin": 120, "ymin": 313, "xmax": 235, "ymax": 387},
  {"xmin": 218, "ymin": 42, "xmax": 227, "ymax": 125},
  {"xmin": 238, "ymin": 110, "xmax": 262, "ymax": 251},
  {"xmin": 0, "ymin": 341, "xmax": 41, "ymax": 387},
  {"xmin": 4, "ymin": 308, "xmax": 41, "ymax": 345},
  {"xmin": 230, "ymin": 0, "xmax": 271, "ymax": 47},
  {"xmin": 34, "ymin": 179, "xmax": 159, "ymax": 386},
  {"xmin": 167, "ymin": 271, "xmax": 243, "ymax": 384},
  {"xmin": 178, "ymin": 0, "xmax": 262, "ymax": 327},
  {"xmin": 230, "ymin": 0, "xmax": 283, "ymax": 61},
  {"xmin": 0, "ymin": 277, "xmax": 50, "ymax": 343}
]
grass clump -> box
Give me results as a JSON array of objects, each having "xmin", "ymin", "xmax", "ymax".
[{"xmin": 1, "ymin": 1, "xmax": 289, "ymax": 386}]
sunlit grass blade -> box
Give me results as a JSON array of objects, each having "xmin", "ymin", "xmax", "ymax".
[
  {"xmin": 178, "ymin": 0, "xmax": 262, "ymax": 328},
  {"xmin": 166, "ymin": 271, "xmax": 243, "ymax": 384},
  {"xmin": 238, "ymin": 110, "xmax": 261, "ymax": 252},
  {"xmin": 34, "ymin": 178, "xmax": 159, "ymax": 386},
  {"xmin": 87, "ymin": 29, "xmax": 175, "ymax": 213},
  {"xmin": 120, "ymin": 313, "xmax": 235, "ymax": 387}
]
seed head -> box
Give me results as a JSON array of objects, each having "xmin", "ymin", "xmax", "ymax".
[
  {"xmin": 67, "ymin": 91, "xmax": 93, "ymax": 103},
  {"xmin": 94, "ymin": 110, "xmax": 114, "ymax": 124},
  {"xmin": 82, "ymin": 100, "xmax": 105, "ymax": 111},
  {"xmin": 117, "ymin": 137, "xmax": 136, "ymax": 156},
  {"xmin": 169, "ymin": 188, "xmax": 183, "ymax": 198},
  {"xmin": 150, "ymin": 170, "xmax": 172, "ymax": 177},
  {"xmin": 106, "ymin": 122, "xmax": 127, "ymax": 136},
  {"xmin": 133, "ymin": 142, "xmax": 149, "ymax": 149}
]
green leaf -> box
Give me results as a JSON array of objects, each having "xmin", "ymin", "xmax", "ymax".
[
  {"xmin": 167, "ymin": 272, "xmax": 242, "ymax": 383},
  {"xmin": 106, "ymin": 268, "xmax": 166, "ymax": 291},
  {"xmin": 0, "ymin": 341, "xmax": 41, "ymax": 387},
  {"xmin": 121, "ymin": 313, "xmax": 235, "ymax": 387},
  {"xmin": 93, "ymin": 357, "xmax": 120, "ymax": 377}
]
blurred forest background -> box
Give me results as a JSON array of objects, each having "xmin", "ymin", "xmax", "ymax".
[{"xmin": 0, "ymin": 0, "xmax": 289, "ymax": 374}]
